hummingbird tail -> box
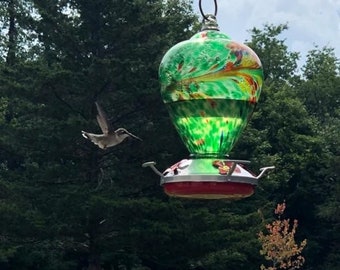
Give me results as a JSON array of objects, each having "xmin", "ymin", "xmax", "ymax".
[
  {"xmin": 81, "ymin": 131, "xmax": 90, "ymax": 139},
  {"xmin": 81, "ymin": 131, "xmax": 105, "ymax": 149}
]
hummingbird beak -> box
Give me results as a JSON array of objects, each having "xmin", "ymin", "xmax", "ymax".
[{"xmin": 129, "ymin": 132, "xmax": 142, "ymax": 141}]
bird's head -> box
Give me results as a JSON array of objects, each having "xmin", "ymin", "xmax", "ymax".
[{"xmin": 116, "ymin": 128, "xmax": 142, "ymax": 141}]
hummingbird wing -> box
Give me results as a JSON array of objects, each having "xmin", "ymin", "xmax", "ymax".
[{"xmin": 95, "ymin": 102, "xmax": 113, "ymax": 134}]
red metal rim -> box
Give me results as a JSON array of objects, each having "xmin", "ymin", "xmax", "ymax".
[{"xmin": 163, "ymin": 181, "xmax": 255, "ymax": 199}]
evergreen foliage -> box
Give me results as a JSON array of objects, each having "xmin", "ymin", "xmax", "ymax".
[{"xmin": 0, "ymin": 0, "xmax": 339, "ymax": 269}]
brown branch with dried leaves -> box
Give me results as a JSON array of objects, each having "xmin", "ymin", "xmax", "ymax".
[{"xmin": 258, "ymin": 202, "xmax": 307, "ymax": 270}]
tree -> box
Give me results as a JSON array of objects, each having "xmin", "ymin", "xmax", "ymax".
[
  {"xmin": 0, "ymin": 0, "xmax": 339, "ymax": 268},
  {"xmin": 258, "ymin": 202, "xmax": 307, "ymax": 270},
  {"xmin": 232, "ymin": 24, "xmax": 339, "ymax": 270},
  {"xmin": 245, "ymin": 24, "xmax": 299, "ymax": 82},
  {"xmin": 299, "ymin": 46, "xmax": 340, "ymax": 120},
  {"xmin": 0, "ymin": 0, "xmax": 199, "ymax": 269}
]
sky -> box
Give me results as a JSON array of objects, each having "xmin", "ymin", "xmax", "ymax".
[{"xmin": 192, "ymin": 0, "xmax": 340, "ymax": 68}]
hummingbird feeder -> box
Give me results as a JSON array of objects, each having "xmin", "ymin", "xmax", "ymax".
[{"xmin": 143, "ymin": 0, "xmax": 274, "ymax": 199}]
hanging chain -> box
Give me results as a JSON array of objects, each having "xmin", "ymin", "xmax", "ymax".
[{"xmin": 199, "ymin": 0, "xmax": 218, "ymax": 20}]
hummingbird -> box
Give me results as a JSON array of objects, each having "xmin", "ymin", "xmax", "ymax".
[{"xmin": 81, "ymin": 102, "xmax": 142, "ymax": 149}]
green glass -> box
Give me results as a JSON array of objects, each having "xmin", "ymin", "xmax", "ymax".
[{"xmin": 159, "ymin": 30, "xmax": 263, "ymax": 157}]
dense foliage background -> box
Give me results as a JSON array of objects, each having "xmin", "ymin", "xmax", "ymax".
[{"xmin": 0, "ymin": 0, "xmax": 339, "ymax": 269}]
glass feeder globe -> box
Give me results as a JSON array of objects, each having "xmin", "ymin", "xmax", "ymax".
[
  {"xmin": 159, "ymin": 21, "xmax": 263, "ymax": 157},
  {"xmin": 143, "ymin": 15, "xmax": 274, "ymax": 200}
]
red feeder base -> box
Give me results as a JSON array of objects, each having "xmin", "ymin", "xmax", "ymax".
[
  {"xmin": 142, "ymin": 158, "xmax": 274, "ymax": 200},
  {"xmin": 163, "ymin": 181, "xmax": 255, "ymax": 199}
]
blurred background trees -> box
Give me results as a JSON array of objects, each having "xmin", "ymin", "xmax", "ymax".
[{"xmin": 0, "ymin": 0, "xmax": 339, "ymax": 269}]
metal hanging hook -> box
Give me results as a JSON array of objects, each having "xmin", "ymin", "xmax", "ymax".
[{"xmin": 199, "ymin": 0, "xmax": 218, "ymax": 20}]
